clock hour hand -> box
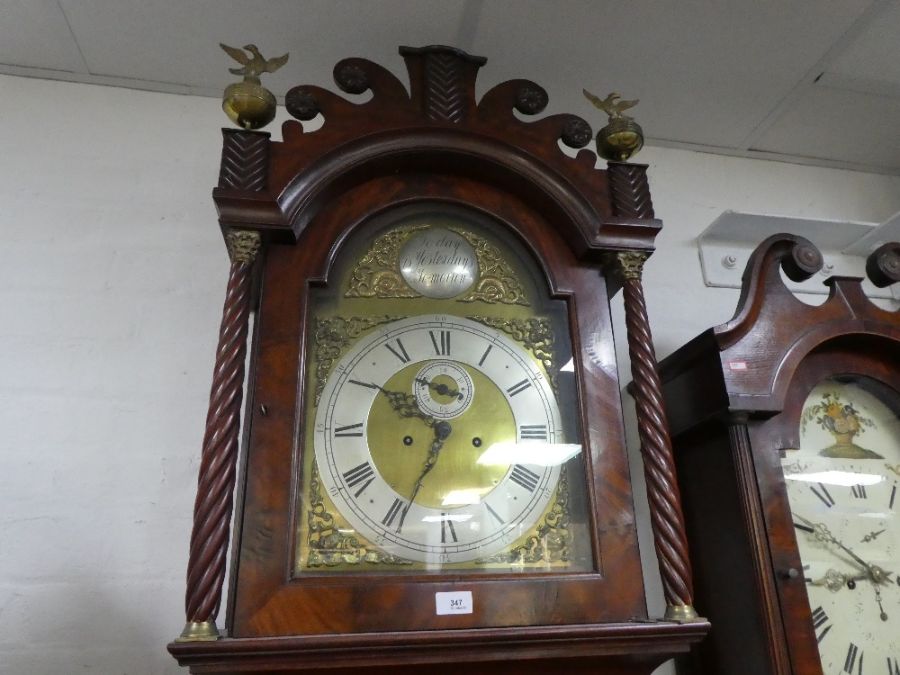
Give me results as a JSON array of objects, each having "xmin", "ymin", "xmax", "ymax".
[
  {"xmin": 415, "ymin": 377, "xmax": 463, "ymax": 401},
  {"xmin": 398, "ymin": 421, "xmax": 452, "ymax": 533},
  {"xmin": 861, "ymin": 528, "xmax": 886, "ymax": 543},
  {"xmin": 807, "ymin": 568, "xmax": 868, "ymax": 592},
  {"xmin": 374, "ymin": 384, "xmax": 436, "ymax": 427}
]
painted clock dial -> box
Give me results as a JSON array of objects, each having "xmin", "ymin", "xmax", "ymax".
[
  {"xmin": 782, "ymin": 378, "xmax": 900, "ymax": 673},
  {"xmin": 315, "ymin": 315, "xmax": 562, "ymax": 564}
]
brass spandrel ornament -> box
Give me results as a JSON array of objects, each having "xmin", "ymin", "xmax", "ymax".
[
  {"xmin": 345, "ymin": 224, "xmax": 528, "ymax": 305},
  {"xmin": 468, "ymin": 316, "xmax": 558, "ymax": 393},
  {"xmin": 477, "ymin": 467, "xmax": 571, "ymax": 565},
  {"xmin": 313, "ymin": 315, "xmax": 403, "ymax": 406},
  {"xmin": 305, "ymin": 461, "xmax": 414, "ymax": 568},
  {"xmin": 345, "ymin": 225, "xmax": 429, "ymax": 300},
  {"xmin": 220, "ymin": 43, "xmax": 289, "ymax": 130},
  {"xmin": 455, "ymin": 230, "xmax": 528, "ymax": 306},
  {"xmin": 583, "ymin": 89, "xmax": 645, "ymax": 161}
]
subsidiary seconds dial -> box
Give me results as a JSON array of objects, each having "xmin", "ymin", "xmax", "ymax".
[{"xmin": 314, "ymin": 315, "xmax": 563, "ymax": 564}]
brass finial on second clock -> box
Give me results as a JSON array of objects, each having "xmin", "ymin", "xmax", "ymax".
[
  {"xmin": 220, "ymin": 43, "xmax": 289, "ymax": 130},
  {"xmin": 583, "ymin": 89, "xmax": 645, "ymax": 161}
]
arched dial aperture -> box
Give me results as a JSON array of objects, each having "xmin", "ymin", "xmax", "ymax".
[{"xmin": 314, "ymin": 315, "xmax": 563, "ymax": 564}]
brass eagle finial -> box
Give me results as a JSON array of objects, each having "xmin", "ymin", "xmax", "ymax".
[
  {"xmin": 582, "ymin": 88, "xmax": 644, "ymax": 161},
  {"xmin": 583, "ymin": 90, "xmax": 639, "ymax": 121},
  {"xmin": 219, "ymin": 43, "xmax": 289, "ymax": 131},
  {"xmin": 220, "ymin": 43, "xmax": 289, "ymax": 83}
]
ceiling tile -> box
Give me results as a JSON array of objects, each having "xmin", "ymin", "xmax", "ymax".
[
  {"xmin": 470, "ymin": 0, "xmax": 873, "ymax": 148},
  {"xmin": 0, "ymin": 0, "xmax": 86, "ymax": 72},
  {"xmin": 750, "ymin": 82, "xmax": 900, "ymax": 171},
  {"xmin": 0, "ymin": 0, "xmax": 897, "ymax": 174},
  {"xmin": 59, "ymin": 0, "xmax": 471, "ymax": 96},
  {"xmin": 827, "ymin": 0, "xmax": 900, "ymax": 87}
]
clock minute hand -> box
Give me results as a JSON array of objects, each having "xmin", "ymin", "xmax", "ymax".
[
  {"xmin": 795, "ymin": 515, "xmax": 873, "ymax": 572},
  {"xmin": 796, "ymin": 514, "xmax": 893, "ymax": 621},
  {"xmin": 397, "ymin": 421, "xmax": 452, "ymax": 533}
]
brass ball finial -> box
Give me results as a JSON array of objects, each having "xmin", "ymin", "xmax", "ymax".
[
  {"xmin": 583, "ymin": 89, "xmax": 645, "ymax": 161},
  {"xmin": 220, "ymin": 43, "xmax": 289, "ymax": 130}
]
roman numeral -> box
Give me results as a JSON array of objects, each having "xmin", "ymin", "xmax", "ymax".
[
  {"xmin": 890, "ymin": 484, "xmax": 896, "ymax": 510},
  {"xmin": 506, "ymin": 378, "xmax": 532, "ymax": 397},
  {"xmin": 382, "ymin": 498, "xmax": 406, "ymax": 529},
  {"xmin": 349, "ymin": 378, "xmax": 379, "ymax": 390},
  {"xmin": 811, "ymin": 606, "xmax": 832, "ymax": 643},
  {"xmin": 852, "ymin": 484, "xmax": 868, "ymax": 499},
  {"xmin": 478, "ymin": 344, "xmax": 493, "ymax": 366},
  {"xmin": 440, "ymin": 513, "xmax": 458, "ymax": 543},
  {"xmin": 429, "ymin": 330, "xmax": 450, "ymax": 356},
  {"xmin": 334, "ymin": 422, "xmax": 364, "ymax": 437},
  {"xmin": 384, "ymin": 338, "xmax": 411, "ymax": 364},
  {"xmin": 342, "ymin": 462, "xmax": 375, "ymax": 497},
  {"xmin": 519, "ymin": 424, "xmax": 547, "ymax": 440},
  {"xmin": 794, "ymin": 521, "xmax": 815, "ymax": 534},
  {"xmin": 510, "ymin": 464, "xmax": 540, "ymax": 492},
  {"xmin": 844, "ymin": 642, "xmax": 861, "ymax": 674},
  {"xmin": 887, "ymin": 656, "xmax": 900, "ymax": 675},
  {"xmin": 484, "ymin": 502, "xmax": 504, "ymax": 525},
  {"xmin": 810, "ymin": 483, "xmax": 836, "ymax": 508}
]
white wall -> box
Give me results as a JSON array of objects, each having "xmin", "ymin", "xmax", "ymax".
[{"xmin": 1, "ymin": 73, "xmax": 898, "ymax": 674}]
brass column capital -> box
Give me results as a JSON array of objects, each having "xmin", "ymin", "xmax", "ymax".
[
  {"xmin": 225, "ymin": 229, "xmax": 262, "ymax": 264},
  {"xmin": 605, "ymin": 251, "xmax": 649, "ymax": 282}
]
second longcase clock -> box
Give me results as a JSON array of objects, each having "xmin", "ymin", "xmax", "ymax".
[
  {"xmin": 659, "ymin": 235, "xmax": 900, "ymax": 675},
  {"xmin": 169, "ymin": 45, "xmax": 708, "ymax": 673}
]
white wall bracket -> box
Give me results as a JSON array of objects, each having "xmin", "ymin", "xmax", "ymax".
[{"xmin": 698, "ymin": 210, "xmax": 900, "ymax": 301}]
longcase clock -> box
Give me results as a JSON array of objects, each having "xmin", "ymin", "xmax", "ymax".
[
  {"xmin": 658, "ymin": 234, "xmax": 900, "ymax": 675},
  {"xmin": 168, "ymin": 45, "xmax": 709, "ymax": 674}
]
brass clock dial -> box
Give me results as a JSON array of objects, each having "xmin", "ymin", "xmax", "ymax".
[
  {"xmin": 296, "ymin": 210, "xmax": 590, "ymax": 574},
  {"xmin": 782, "ymin": 379, "xmax": 900, "ymax": 672},
  {"xmin": 315, "ymin": 314, "xmax": 562, "ymax": 564}
]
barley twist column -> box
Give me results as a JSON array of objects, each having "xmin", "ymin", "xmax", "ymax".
[
  {"xmin": 611, "ymin": 251, "xmax": 699, "ymax": 622},
  {"xmin": 177, "ymin": 229, "xmax": 261, "ymax": 642}
]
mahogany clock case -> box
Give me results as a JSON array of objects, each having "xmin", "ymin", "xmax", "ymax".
[
  {"xmin": 658, "ymin": 235, "xmax": 900, "ymax": 675},
  {"xmin": 230, "ymin": 176, "xmax": 645, "ymax": 636},
  {"xmin": 169, "ymin": 45, "xmax": 709, "ymax": 674}
]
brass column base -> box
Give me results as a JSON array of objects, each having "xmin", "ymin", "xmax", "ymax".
[
  {"xmin": 176, "ymin": 620, "xmax": 221, "ymax": 642},
  {"xmin": 664, "ymin": 604, "xmax": 701, "ymax": 623}
]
